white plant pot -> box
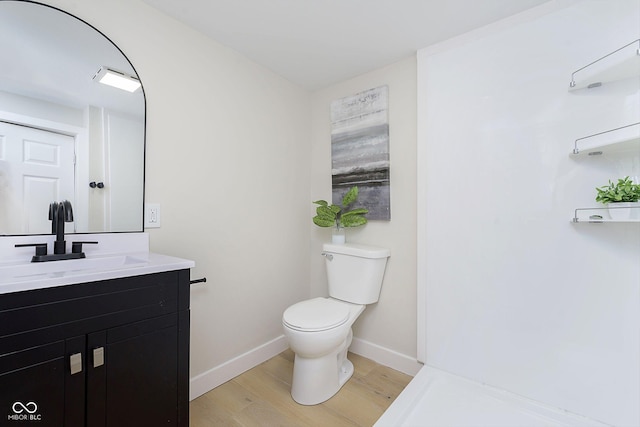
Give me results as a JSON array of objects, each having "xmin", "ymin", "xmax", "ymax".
[
  {"xmin": 607, "ymin": 202, "xmax": 637, "ymax": 220},
  {"xmin": 332, "ymin": 227, "xmax": 345, "ymax": 244}
]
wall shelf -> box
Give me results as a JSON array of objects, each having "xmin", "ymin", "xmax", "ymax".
[
  {"xmin": 572, "ymin": 206, "xmax": 640, "ymax": 223},
  {"xmin": 569, "ymin": 39, "xmax": 640, "ymax": 91},
  {"xmin": 568, "ymin": 40, "xmax": 640, "ymax": 224},
  {"xmin": 570, "ymin": 122, "xmax": 640, "ymax": 157}
]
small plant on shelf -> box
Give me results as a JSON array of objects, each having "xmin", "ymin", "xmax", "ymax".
[
  {"xmin": 595, "ymin": 176, "xmax": 640, "ymax": 204},
  {"xmin": 312, "ymin": 186, "xmax": 368, "ymax": 229}
]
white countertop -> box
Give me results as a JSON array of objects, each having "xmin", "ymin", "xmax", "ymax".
[
  {"xmin": 0, "ymin": 251, "xmax": 195, "ymax": 295},
  {"xmin": 0, "ymin": 233, "xmax": 195, "ymax": 295}
]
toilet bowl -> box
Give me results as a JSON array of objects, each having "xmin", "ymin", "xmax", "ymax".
[
  {"xmin": 282, "ymin": 243, "xmax": 390, "ymax": 405},
  {"xmin": 282, "ymin": 297, "xmax": 365, "ymax": 405}
]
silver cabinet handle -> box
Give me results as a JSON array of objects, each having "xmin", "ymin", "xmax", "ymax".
[
  {"xmin": 70, "ymin": 353, "xmax": 82, "ymax": 375},
  {"xmin": 93, "ymin": 347, "xmax": 105, "ymax": 368}
]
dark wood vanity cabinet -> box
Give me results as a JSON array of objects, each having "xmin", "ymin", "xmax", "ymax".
[{"xmin": 0, "ymin": 270, "xmax": 190, "ymax": 427}]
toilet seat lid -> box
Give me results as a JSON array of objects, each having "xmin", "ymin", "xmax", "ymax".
[{"xmin": 283, "ymin": 298, "xmax": 350, "ymax": 332}]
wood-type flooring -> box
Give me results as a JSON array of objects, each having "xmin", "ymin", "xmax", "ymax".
[{"xmin": 190, "ymin": 350, "xmax": 412, "ymax": 426}]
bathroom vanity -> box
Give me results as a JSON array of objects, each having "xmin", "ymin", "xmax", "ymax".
[
  {"xmin": 0, "ymin": 2, "xmax": 197, "ymax": 424},
  {"xmin": 0, "ymin": 2, "xmax": 198, "ymax": 424},
  {"xmin": 0, "ymin": 236, "xmax": 194, "ymax": 427}
]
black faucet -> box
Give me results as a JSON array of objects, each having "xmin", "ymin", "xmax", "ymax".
[
  {"xmin": 49, "ymin": 200, "xmax": 74, "ymax": 255},
  {"xmin": 16, "ymin": 200, "xmax": 97, "ymax": 262}
]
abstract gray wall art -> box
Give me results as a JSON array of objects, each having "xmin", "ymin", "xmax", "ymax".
[{"xmin": 330, "ymin": 85, "xmax": 390, "ymax": 220}]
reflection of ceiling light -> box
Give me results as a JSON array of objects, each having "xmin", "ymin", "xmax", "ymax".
[{"xmin": 92, "ymin": 66, "xmax": 141, "ymax": 92}]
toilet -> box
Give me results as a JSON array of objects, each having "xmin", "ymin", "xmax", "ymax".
[{"xmin": 282, "ymin": 243, "xmax": 390, "ymax": 405}]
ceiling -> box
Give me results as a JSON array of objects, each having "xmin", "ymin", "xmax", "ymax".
[
  {"xmin": 142, "ymin": 0, "xmax": 552, "ymax": 90},
  {"xmin": 0, "ymin": 1, "xmax": 143, "ymax": 117}
]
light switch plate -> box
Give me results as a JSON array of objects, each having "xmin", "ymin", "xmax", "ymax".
[{"xmin": 144, "ymin": 203, "xmax": 161, "ymax": 228}]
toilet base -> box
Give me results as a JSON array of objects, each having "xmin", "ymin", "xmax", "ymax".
[
  {"xmin": 339, "ymin": 359, "xmax": 354, "ymax": 386},
  {"xmin": 290, "ymin": 329, "xmax": 354, "ymax": 405}
]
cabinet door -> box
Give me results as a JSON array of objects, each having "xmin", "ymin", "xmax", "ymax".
[
  {"xmin": 0, "ymin": 338, "xmax": 86, "ymax": 426},
  {"xmin": 0, "ymin": 342, "xmax": 63, "ymax": 425},
  {"xmin": 86, "ymin": 314, "xmax": 179, "ymax": 427}
]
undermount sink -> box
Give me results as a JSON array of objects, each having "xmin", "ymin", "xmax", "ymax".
[{"xmin": 0, "ymin": 255, "xmax": 147, "ymax": 281}]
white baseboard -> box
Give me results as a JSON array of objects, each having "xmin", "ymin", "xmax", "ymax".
[
  {"xmin": 349, "ymin": 337, "xmax": 423, "ymax": 377},
  {"xmin": 189, "ymin": 335, "xmax": 421, "ymax": 401},
  {"xmin": 189, "ymin": 335, "xmax": 289, "ymax": 400}
]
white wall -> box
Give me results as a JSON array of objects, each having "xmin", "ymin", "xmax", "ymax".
[
  {"xmin": 310, "ymin": 58, "xmax": 419, "ymax": 369},
  {"xmin": 418, "ymin": 1, "xmax": 639, "ymax": 425},
  {"xmin": 0, "ymin": 91, "xmax": 83, "ymax": 127},
  {"xmin": 39, "ymin": 0, "xmax": 311, "ymax": 395}
]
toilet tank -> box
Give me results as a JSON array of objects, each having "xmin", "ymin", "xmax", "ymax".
[{"xmin": 322, "ymin": 243, "xmax": 390, "ymax": 304}]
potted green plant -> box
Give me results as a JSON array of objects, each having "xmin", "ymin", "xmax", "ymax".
[
  {"xmin": 595, "ymin": 176, "xmax": 640, "ymax": 220},
  {"xmin": 313, "ymin": 186, "xmax": 368, "ymax": 243}
]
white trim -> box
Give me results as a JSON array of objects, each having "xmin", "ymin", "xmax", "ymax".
[
  {"xmin": 188, "ymin": 335, "xmax": 422, "ymax": 401},
  {"xmin": 349, "ymin": 337, "xmax": 422, "ymax": 377},
  {"xmin": 416, "ymin": 49, "xmax": 428, "ymax": 364},
  {"xmin": 189, "ymin": 335, "xmax": 289, "ymax": 401}
]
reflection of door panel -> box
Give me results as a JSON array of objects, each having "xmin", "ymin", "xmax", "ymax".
[
  {"xmin": 104, "ymin": 111, "xmax": 144, "ymax": 232},
  {"xmin": 0, "ymin": 121, "xmax": 74, "ymax": 234}
]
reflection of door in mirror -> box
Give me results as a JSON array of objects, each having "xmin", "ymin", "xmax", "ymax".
[
  {"xmin": 0, "ymin": 121, "xmax": 74, "ymax": 235},
  {"xmin": 0, "ymin": 1, "xmax": 145, "ymax": 236},
  {"xmin": 87, "ymin": 108, "xmax": 144, "ymax": 233}
]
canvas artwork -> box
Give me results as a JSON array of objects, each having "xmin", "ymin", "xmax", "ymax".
[{"xmin": 330, "ymin": 85, "xmax": 390, "ymax": 220}]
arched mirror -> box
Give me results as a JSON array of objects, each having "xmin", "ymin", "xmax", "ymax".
[{"xmin": 0, "ymin": 0, "xmax": 145, "ymax": 235}]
